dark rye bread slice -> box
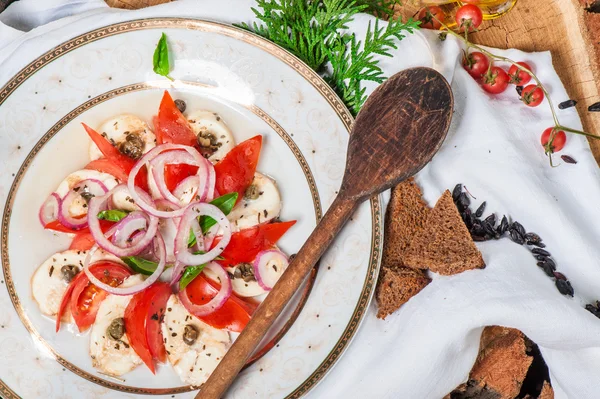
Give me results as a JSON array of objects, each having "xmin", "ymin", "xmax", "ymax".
[
  {"xmin": 445, "ymin": 327, "xmax": 535, "ymax": 399},
  {"xmin": 403, "ymin": 190, "xmax": 485, "ymax": 275},
  {"xmin": 381, "ymin": 177, "xmax": 430, "ymax": 271},
  {"xmin": 375, "ymin": 267, "xmax": 431, "ymax": 319}
]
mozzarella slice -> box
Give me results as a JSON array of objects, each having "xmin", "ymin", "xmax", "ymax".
[
  {"xmin": 89, "ymin": 114, "xmax": 156, "ymax": 161},
  {"xmin": 89, "ymin": 275, "xmax": 145, "ymax": 377},
  {"xmin": 203, "ymin": 266, "xmax": 264, "ymax": 298},
  {"xmin": 162, "ymin": 295, "xmax": 231, "ymax": 386},
  {"xmin": 187, "ymin": 110, "xmax": 235, "ymax": 163},
  {"xmin": 227, "ymin": 172, "xmax": 282, "ymax": 232},
  {"xmin": 54, "ymin": 169, "xmax": 119, "ymax": 218},
  {"xmin": 31, "ymin": 249, "xmax": 121, "ymax": 321}
]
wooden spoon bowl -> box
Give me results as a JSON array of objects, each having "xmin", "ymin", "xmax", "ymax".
[{"xmin": 197, "ymin": 67, "xmax": 454, "ymax": 398}]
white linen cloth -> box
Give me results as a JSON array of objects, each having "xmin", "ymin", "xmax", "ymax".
[{"xmin": 2, "ymin": 1, "xmax": 600, "ymax": 398}]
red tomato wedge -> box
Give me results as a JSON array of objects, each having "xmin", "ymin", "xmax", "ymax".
[
  {"xmin": 69, "ymin": 231, "xmax": 97, "ymax": 251},
  {"xmin": 216, "ymin": 221, "xmax": 296, "ymax": 267},
  {"xmin": 66, "ymin": 262, "xmax": 132, "ymax": 332},
  {"xmin": 47, "ymin": 219, "xmax": 113, "ymax": 236},
  {"xmin": 82, "ymin": 123, "xmax": 149, "ymax": 191},
  {"xmin": 155, "ymin": 91, "xmax": 197, "ymax": 147},
  {"xmin": 186, "ymin": 275, "xmax": 258, "ymax": 332},
  {"xmin": 214, "ymin": 135, "xmax": 262, "ymax": 204},
  {"xmin": 84, "ymin": 158, "xmax": 130, "ymax": 183},
  {"xmin": 124, "ymin": 282, "xmax": 170, "ymax": 373},
  {"xmin": 146, "ymin": 283, "xmax": 172, "ymax": 363},
  {"xmin": 165, "ymin": 164, "xmax": 199, "ymax": 192}
]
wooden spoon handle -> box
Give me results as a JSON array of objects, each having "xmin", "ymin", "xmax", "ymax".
[{"xmin": 197, "ymin": 194, "xmax": 358, "ymax": 399}]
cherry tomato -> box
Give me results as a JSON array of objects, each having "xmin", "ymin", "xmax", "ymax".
[
  {"xmin": 417, "ymin": 6, "xmax": 445, "ymax": 30},
  {"xmin": 541, "ymin": 128, "xmax": 566, "ymax": 153},
  {"xmin": 521, "ymin": 85, "xmax": 544, "ymax": 107},
  {"xmin": 185, "ymin": 275, "xmax": 258, "ymax": 332},
  {"xmin": 214, "ymin": 136, "xmax": 262, "ymax": 204},
  {"xmin": 82, "ymin": 124, "xmax": 149, "ymax": 191},
  {"xmin": 154, "ymin": 91, "xmax": 197, "ymax": 147},
  {"xmin": 463, "ymin": 51, "xmax": 489, "ymax": 79},
  {"xmin": 68, "ymin": 262, "xmax": 132, "ymax": 332},
  {"xmin": 455, "ymin": 4, "xmax": 483, "ymax": 32},
  {"xmin": 215, "ymin": 220, "xmax": 296, "ymax": 267},
  {"xmin": 145, "ymin": 283, "xmax": 172, "ymax": 363},
  {"xmin": 125, "ymin": 282, "xmax": 171, "ymax": 373},
  {"xmin": 508, "ymin": 62, "xmax": 532, "ymax": 85},
  {"xmin": 481, "ymin": 66, "xmax": 509, "ymax": 94}
]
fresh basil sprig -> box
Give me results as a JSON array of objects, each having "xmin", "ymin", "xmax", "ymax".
[
  {"xmin": 179, "ymin": 265, "xmax": 206, "ymax": 290},
  {"xmin": 122, "ymin": 252, "xmax": 224, "ymax": 276},
  {"xmin": 97, "ymin": 209, "xmax": 129, "ymax": 222},
  {"xmin": 188, "ymin": 192, "xmax": 238, "ymax": 247},
  {"xmin": 153, "ymin": 32, "xmax": 173, "ymax": 81}
]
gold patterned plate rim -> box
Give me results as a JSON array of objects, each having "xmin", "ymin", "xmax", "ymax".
[{"xmin": 0, "ymin": 18, "xmax": 383, "ymax": 398}]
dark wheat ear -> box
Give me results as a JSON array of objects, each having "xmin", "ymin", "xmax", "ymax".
[{"xmin": 197, "ymin": 67, "xmax": 453, "ymax": 399}]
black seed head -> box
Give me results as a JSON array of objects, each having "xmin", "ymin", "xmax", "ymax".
[
  {"xmin": 540, "ymin": 263, "xmax": 555, "ymax": 277},
  {"xmin": 484, "ymin": 213, "xmax": 496, "ymax": 226},
  {"xmin": 585, "ymin": 304, "xmax": 600, "ymax": 319},
  {"xmin": 516, "ymin": 85, "xmax": 524, "ymax": 96},
  {"xmin": 511, "ymin": 221, "xmax": 526, "ymax": 236},
  {"xmin": 497, "ymin": 216, "xmax": 508, "ymax": 235},
  {"xmin": 588, "ymin": 101, "xmax": 600, "ymax": 112},
  {"xmin": 556, "ymin": 279, "xmax": 574, "ymax": 296},
  {"xmin": 553, "ymin": 271, "xmax": 567, "ymax": 281},
  {"xmin": 452, "ymin": 184, "xmax": 462, "ymax": 202},
  {"xmin": 558, "ymin": 99, "xmax": 577, "ymax": 109},
  {"xmin": 531, "ymin": 248, "xmax": 551, "ymax": 257},
  {"xmin": 475, "ymin": 202, "xmax": 486, "ymax": 217},
  {"xmin": 524, "ymin": 232, "xmax": 541, "ymax": 243},
  {"xmin": 510, "ymin": 229, "xmax": 525, "ymax": 245},
  {"xmin": 535, "ymin": 255, "xmax": 548, "ymax": 261},
  {"xmin": 561, "ymin": 155, "xmax": 577, "ymax": 164},
  {"xmin": 458, "ymin": 192, "xmax": 470, "ymax": 210},
  {"xmin": 543, "ymin": 257, "xmax": 556, "ymax": 268}
]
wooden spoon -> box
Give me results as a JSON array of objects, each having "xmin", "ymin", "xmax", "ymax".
[{"xmin": 196, "ymin": 67, "xmax": 454, "ymax": 398}]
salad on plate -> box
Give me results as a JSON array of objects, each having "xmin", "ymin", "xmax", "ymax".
[{"xmin": 31, "ymin": 90, "xmax": 295, "ymax": 385}]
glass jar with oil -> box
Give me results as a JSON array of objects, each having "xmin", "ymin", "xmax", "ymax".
[{"xmin": 420, "ymin": 0, "xmax": 517, "ymax": 20}]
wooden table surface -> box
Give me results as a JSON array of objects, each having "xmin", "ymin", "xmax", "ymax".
[{"xmin": 1, "ymin": 0, "xmax": 599, "ymax": 163}]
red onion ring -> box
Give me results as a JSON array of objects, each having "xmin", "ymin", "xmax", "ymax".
[
  {"xmin": 39, "ymin": 192, "xmax": 60, "ymax": 227},
  {"xmin": 110, "ymin": 211, "xmax": 148, "ymax": 248},
  {"xmin": 58, "ymin": 179, "xmax": 108, "ymax": 230},
  {"xmin": 253, "ymin": 249, "xmax": 289, "ymax": 291},
  {"xmin": 174, "ymin": 202, "xmax": 231, "ymax": 266},
  {"xmin": 87, "ymin": 184, "xmax": 159, "ymax": 257},
  {"xmin": 128, "ymin": 144, "xmax": 210, "ymax": 218},
  {"xmin": 178, "ymin": 262, "xmax": 231, "ymax": 316},
  {"xmin": 83, "ymin": 232, "xmax": 167, "ymax": 296}
]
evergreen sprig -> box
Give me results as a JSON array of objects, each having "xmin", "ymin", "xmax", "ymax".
[{"xmin": 237, "ymin": 0, "xmax": 419, "ymax": 115}]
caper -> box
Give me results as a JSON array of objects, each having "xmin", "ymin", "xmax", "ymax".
[
  {"xmin": 61, "ymin": 265, "xmax": 79, "ymax": 283},
  {"xmin": 107, "ymin": 317, "xmax": 125, "ymax": 340},
  {"xmin": 244, "ymin": 184, "xmax": 260, "ymax": 200},
  {"xmin": 79, "ymin": 191, "xmax": 94, "ymax": 203},
  {"xmin": 235, "ymin": 263, "xmax": 256, "ymax": 282},
  {"xmin": 118, "ymin": 133, "xmax": 144, "ymax": 160},
  {"xmin": 183, "ymin": 324, "xmax": 199, "ymax": 346},
  {"xmin": 196, "ymin": 132, "xmax": 222, "ymax": 157},
  {"xmin": 174, "ymin": 99, "xmax": 186, "ymax": 113}
]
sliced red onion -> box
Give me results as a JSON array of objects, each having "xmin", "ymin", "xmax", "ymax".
[
  {"xmin": 128, "ymin": 144, "xmax": 210, "ymax": 218},
  {"xmin": 150, "ymin": 150, "xmax": 197, "ymax": 204},
  {"xmin": 253, "ymin": 249, "xmax": 289, "ymax": 291},
  {"xmin": 87, "ymin": 185, "xmax": 159, "ymax": 257},
  {"xmin": 170, "ymin": 261, "xmax": 185, "ymax": 291},
  {"xmin": 39, "ymin": 192, "xmax": 60, "ymax": 226},
  {"xmin": 58, "ymin": 179, "xmax": 108, "ymax": 230},
  {"xmin": 111, "ymin": 211, "xmax": 148, "ymax": 248},
  {"xmin": 83, "ymin": 233, "xmax": 166, "ymax": 296},
  {"xmin": 173, "ymin": 175, "xmax": 200, "ymax": 202},
  {"xmin": 174, "ymin": 202, "xmax": 231, "ymax": 266},
  {"xmin": 178, "ymin": 262, "xmax": 231, "ymax": 316}
]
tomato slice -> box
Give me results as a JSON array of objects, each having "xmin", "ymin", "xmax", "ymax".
[
  {"xmin": 68, "ymin": 262, "xmax": 133, "ymax": 332},
  {"xmin": 155, "ymin": 91, "xmax": 197, "ymax": 147},
  {"xmin": 124, "ymin": 282, "xmax": 170, "ymax": 373},
  {"xmin": 146, "ymin": 283, "xmax": 172, "ymax": 363},
  {"xmin": 216, "ymin": 221, "xmax": 296, "ymax": 267},
  {"xmin": 186, "ymin": 275, "xmax": 258, "ymax": 332},
  {"xmin": 214, "ymin": 136, "xmax": 262, "ymax": 203},
  {"xmin": 164, "ymin": 164, "xmax": 199, "ymax": 192},
  {"xmin": 82, "ymin": 124, "xmax": 149, "ymax": 191},
  {"xmin": 47, "ymin": 219, "xmax": 113, "ymax": 236},
  {"xmin": 69, "ymin": 231, "xmax": 97, "ymax": 251}
]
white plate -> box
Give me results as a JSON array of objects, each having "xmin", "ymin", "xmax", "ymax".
[{"xmin": 0, "ymin": 19, "xmax": 382, "ymax": 398}]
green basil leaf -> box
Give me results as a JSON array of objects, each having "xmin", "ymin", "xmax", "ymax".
[
  {"xmin": 122, "ymin": 256, "xmax": 159, "ymax": 276},
  {"xmin": 188, "ymin": 192, "xmax": 239, "ymax": 247},
  {"xmin": 153, "ymin": 33, "xmax": 172, "ymax": 80},
  {"xmin": 97, "ymin": 209, "xmax": 129, "ymax": 222},
  {"xmin": 179, "ymin": 264, "xmax": 206, "ymax": 290}
]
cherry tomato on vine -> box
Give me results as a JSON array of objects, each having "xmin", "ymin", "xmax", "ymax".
[
  {"xmin": 462, "ymin": 51, "xmax": 489, "ymax": 79},
  {"xmin": 508, "ymin": 62, "xmax": 532, "ymax": 85},
  {"xmin": 481, "ymin": 66, "xmax": 509, "ymax": 94},
  {"xmin": 417, "ymin": 6, "xmax": 445, "ymax": 30},
  {"xmin": 541, "ymin": 128, "xmax": 566, "ymax": 154},
  {"xmin": 521, "ymin": 85, "xmax": 544, "ymax": 107},
  {"xmin": 455, "ymin": 4, "xmax": 483, "ymax": 32}
]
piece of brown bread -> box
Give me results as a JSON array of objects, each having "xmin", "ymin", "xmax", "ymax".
[
  {"xmin": 538, "ymin": 381, "xmax": 554, "ymax": 399},
  {"xmin": 381, "ymin": 177, "xmax": 430, "ymax": 271},
  {"xmin": 375, "ymin": 267, "xmax": 431, "ymax": 319},
  {"xmin": 445, "ymin": 326, "xmax": 534, "ymax": 399},
  {"xmin": 403, "ymin": 190, "xmax": 485, "ymax": 275}
]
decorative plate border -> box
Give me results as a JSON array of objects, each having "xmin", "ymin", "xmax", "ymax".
[{"xmin": 0, "ymin": 18, "xmax": 382, "ymax": 398}]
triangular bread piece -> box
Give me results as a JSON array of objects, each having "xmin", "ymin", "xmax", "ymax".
[
  {"xmin": 375, "ymin": 267, "xmax": 431, "ymax": 319},
  {"xmin": 381, "ymin": 177, "xmax": 430, "ymax": 271},
  {"xmin": 403, "ymin": 190, "xmax": 485, "ymax": 275}
]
